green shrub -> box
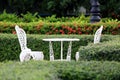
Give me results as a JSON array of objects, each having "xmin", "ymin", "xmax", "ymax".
[
  {"xmin": 0, "ymin": 61, "xmax": 120, "ymax": 80},
  {"xmin": 0, "ymin": 21, "xmax": 120, "ymax": 34},
  {"xmin": 0, "ymin": 34, "xmax": 80, "ymax": 61},
  {"xmin": 0, "ymin": 10, "xmax": 20, "ymax": 22},
  {"xmin": 0, "ymin": 61, "xmax": 58, "ymax": 80},
  {"xmin": 58, "ymin": 61, "xmax": 120, "ymax": 80},
  {"xmin": 0, "ymin": 12, "xmax": 120, "ymax": 35},
  {"xmin": 0, "ymin": 34, "xmax": 117, "ymax": 61},
  {"xmin": 78, "ymin": 37, "xmax": 120, "ymax": 61},
  {"xmin": 21, "ymin": 12, "xmax": 39, "ymax": 22}
]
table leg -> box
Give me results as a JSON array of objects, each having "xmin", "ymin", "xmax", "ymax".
[
  {"xmin": 61, "ymin": 41, "xmax": 63, "ymax": 60},
  {"xmin": 49, "ymin": 41, "xmax": 54, "ymax": 61},
  {"xmin": 66, "ymin": 41, "xmax": 72, "ymax": 61}
]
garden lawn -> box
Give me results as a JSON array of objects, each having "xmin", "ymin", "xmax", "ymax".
[{"xmin": 0, "ymin": 60, "xmax": 120, "ymax": 80}]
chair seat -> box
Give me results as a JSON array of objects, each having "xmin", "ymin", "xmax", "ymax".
[{"xmin": 30, "ymin": 51, "xmax": 44, "ymax": 60}]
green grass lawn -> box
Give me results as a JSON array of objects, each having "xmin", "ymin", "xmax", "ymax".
[{"xmin": 0, "ymin": 60, "xmax": 120, "ymax": 80}]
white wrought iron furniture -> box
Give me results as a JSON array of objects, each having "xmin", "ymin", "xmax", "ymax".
[
  {"xmin": 94, "ymin": 25, "xmax": 103, "ymax": 44},
  {"xmin": 75, "ymin": 52, "xmax": 79, "ymax": 61},
  {"xmin": 15, "ymin": 25, "xmax": 44, "ymax": 62},
  {"xmin": 75, "ymin": 25, "xmax": 103, "ymax": 61},
  {"xmin": 43, "ymin": 38, "xmax": 79, "ymax": 61}
]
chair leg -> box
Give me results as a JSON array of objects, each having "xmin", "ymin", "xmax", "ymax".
[{"xmin": 75, "ymin": 52, "xmax": 79, "ymax": 61}]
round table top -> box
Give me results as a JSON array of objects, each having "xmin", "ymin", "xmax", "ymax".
[{"xmin": 43, "ymin": 38, "xmax": 79, "ymax": 41}]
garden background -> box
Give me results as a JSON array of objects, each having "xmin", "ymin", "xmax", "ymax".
[{"xmin": 0, "ymin": 0, "xmax": 120, "ymax": 80}]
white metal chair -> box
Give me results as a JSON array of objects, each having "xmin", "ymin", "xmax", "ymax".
[
  {"xmin": 15, "ymin": 25, "xmax": 44, "ymax": 62},
  {"xmin": 75, "ymin": 25, "xmax": 103, "ymax": 61},
  {"xmin": 94, "ymin": 25, "xmax": 103, "ymax": 44}
]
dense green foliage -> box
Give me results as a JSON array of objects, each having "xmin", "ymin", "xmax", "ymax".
[
  {"xmin": 78, "ymin": 36, "xmax": 120, "ymax": 61},
  {"xmin": 0, "ymin": 1, "xmax": 119, "ymax": 79},
  {"xmin": 0, "ymin": 34, "xmax": 118, "ymax": 62},
  {"xmin": 0, "ymin": 61, "xmax": 120, "ymax": 80},
  {"xmin": 0, "ymin": 34, "xmax": 81, "ymax": 61},
  {"xmin": 0, "ymin": 12, "xmax": 120, "ymax": 35},
  {"xmin": 0, "ymin": 0, "xmax": 120, "ymax": 19}
]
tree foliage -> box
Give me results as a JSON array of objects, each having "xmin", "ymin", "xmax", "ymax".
[
  {"xmin": 0, "ymin": 0, "xmax": 119, "ymax": 19},
  {"xmin": 99, "ymin": 0, "xmax": 120, "ymax": 19}
]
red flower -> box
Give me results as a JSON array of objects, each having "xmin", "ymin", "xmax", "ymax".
[
  {"xmin": 73, "ymin": 30, "xmax": 76, "ymax": 33},
  {"xmin": 12, "ymin": 31, "xmax": 16, "ymax": 34},
  {"xmin": 59, "ymin": 30, "xmax": 65, "ymax": 34},
  {"xmin": 78, "ymin": 31, "xmax": 82, "ymax": 35},
  {"xmin": 67, "ymin": 27, "xmax": 73, "ymax": 32},
  {"xmin": 68, "ymin": 32, "xmax": 71, "ymax": 34},
  {"xmin": 77, "ymin": 28, "xmax": 81, "ymax": 31},
  {"xmin": 118, "ymin": 24, "xmax": 120, "ymax": 28}
]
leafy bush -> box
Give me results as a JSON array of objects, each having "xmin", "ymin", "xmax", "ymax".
[
  {"xmin": 0, "ymin": 12, "xmax": 120, "ymax": 35},
  {"xmin": 0, "ymin": 34, "xmax": 80, "ymax": 61},
  {"xmin": 78, "ymin": 37, "xmax": 120, "ymax": 61},
  {"xmin": 0, "ymin": 10, "xmax": 20, "ymax": 22},
  {"xmin": 0, "ymin": 34, "xmax": 117, "ymax": 61},
  {"xmin": 0, "ymin": 20, "xmax": 120, "ymax": 35},
  {"xmin": 21, "ymin": 12, "xmax": 39, "ymax": 22},
  {"xmin": 0, "ymin": 61, "xmax": 120, "ymax": 80},
  {"xmin": 58, "ymin": 61, "xmax": 120, "ymax": 80}
]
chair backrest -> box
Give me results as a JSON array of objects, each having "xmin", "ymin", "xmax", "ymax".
[
  {"xmin": 15, "ymin": 25, "xmax": 27, "ymax": 51},
  {"xmin": 94, "ymin": 25, "xmax": 103, "ymax": 44}
]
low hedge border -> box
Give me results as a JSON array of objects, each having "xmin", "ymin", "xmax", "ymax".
[
  {"xmin": 57, "ymin": 61, "xmax": 120, "ymax": 80},
  {"xmin": 0, "ymin": 61, "xmax": 120, "ymax": 80},
  {"xmin": 0, "ymin": 21, "xmax": 120, "ymax": 35},
  {"xmin": 78, "ymin": 37, "xmax": 120, "ymax": 61},
  {"xmin": 0, "ymin": 33, "xmax": 118, "ymax": 62}
]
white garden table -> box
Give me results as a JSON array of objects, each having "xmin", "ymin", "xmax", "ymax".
[{"xmin": 43, "ymin": 38, "xmax": 79, "ymax": 61}]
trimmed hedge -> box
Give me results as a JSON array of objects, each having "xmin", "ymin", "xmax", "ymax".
[
  {"xmin": 0, "ymin": 33, "xmax": 118, "ymax": 61},
  {"xmin": 0, "ymin": 20, "xmax": 120, "ymax": 35},
  {"xmin": 0, "ymin": 61, "xmax": 120, "ymax": 80},
  {"xmin": 78, "ymin": 37, "xmax": 120, "ymax": 61},
  {"xmin": 0, "ymin": 34, "xmax": 89, "ymax": 61},
  {"xmin": 57, "ymin": 61, "xmax": 120, "ymax": 80},
  {"xmin": 0, "ymin": 12, "xmax": 120, "ymax": 35}
]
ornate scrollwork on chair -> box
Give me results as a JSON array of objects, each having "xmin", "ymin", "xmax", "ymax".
[
  {"xmin": 15, "ymin": 25, "xmax": 44, "ymax": 62},
  {"xmin": 94, "ymin": 25, "xmax": 103, "ymax": 44}
]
